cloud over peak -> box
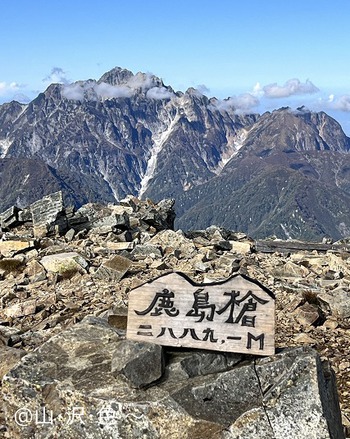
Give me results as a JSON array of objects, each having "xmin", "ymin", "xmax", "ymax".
[
  {"xmin": 43, "ymin": 67, "xmax": 69, "ymax": 85},
  {"xmin": 213, "ymin": 93, "xmax": 259, "ymax": 113},
  {"xmin": 263, "ymin": 78, "xmax": 319, "ymax": 98}
]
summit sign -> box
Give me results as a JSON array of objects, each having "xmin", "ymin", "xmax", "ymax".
[{"xmin": 127, "ymin": 272, "xmax": 275, "ymax": 356}]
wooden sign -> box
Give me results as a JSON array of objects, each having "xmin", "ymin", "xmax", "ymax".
[{"xmin": 127, "ymin": 272, "xmax": 275, "ymax": 356}]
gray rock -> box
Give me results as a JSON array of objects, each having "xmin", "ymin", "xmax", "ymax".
[
  {"xmin": 1, "ymin": 318, "xmax": 344, "ymax": 439},
  {"xmin": 171, "ymin": 362, "xmax": 262, "ymax": 425},
  {"xmin": 179, "ymin": 350, "xmax": 242, "ymax": 378},
  {"xmin": 94, "ymin": 254, "xmax": 132, "ymax": 281},
  {"xmin": 292, "ymin": 302, "xmax": 320, "ymax": 326},
  {"xmin": 253, "ymin": 347, "xmax": 344, "ymax": 439},
  {"xmin": 111, "ymin": 340, "xmax": 164, "ymax": 388},
  {"xmin": 40, "ymin": 252, "xmax": 88, "ymax": 277},
  {"xmin": 318, "ymin": 287, "xmax": 350, "ymax": 318},
  {"xmin": 0, "ymin": 257, "xmax": 24, "ymax": 275},
  {"xmin": 214, "ymin": 240, "xmax": 232, "ymax": 251},
  {"xmin": 91, "ymin": 213, "xmax": 130, "ymax": 234},
  {"xmin": 131, "ymin": 244, "xmax": 162, "ymax": 260},
  {"xmin": 149, "ymin": 229, "xmax": 196, "ymax": 259},
  {"xmin": 17, "ymin": 207, "xmax": 32, "ymax": 224},
  {"xmin": 0, "ymin": 346, "xmax": 26, "ymax": 379},
  {"xmin": 4, "ymin": 299, "xmax": 37, "ymax": 318},
  {"xmin": 64, "ymin": 228, "xmax": 75, "ymax": 242},
  {"xmin": 0, "ymin": 206, "xmax": 22, "ymax": 229},
  {"xmin": 30, "ymin": 191, "xmax": 67, "ymax": 238}
]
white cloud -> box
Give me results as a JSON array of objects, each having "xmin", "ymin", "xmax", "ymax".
[
  {"xmin": 43, "ymin": 67, "xmax": 69, "ymax": 84},
  {"xmin": 62, "ymin": 80, "xmax": 142, "ymax": 101},
  {"xmin": 263, "ymin": 78, "xmax": 319, "ymax": 98},
  {"xmin": 215, "ymin": 93, "xmax": 259, "ymax": 113},
  {"xmin": 252, "ymin": 82, "xmax": 263, "ymax": 97},
  {"xmin": 146, "ymin": 86, "xmax": 174, "ymax": 100},
  {"xmin": 62, "ymin": 71, "xmax": 173, "ymax": 102},
  {"xmin": 61, "ymin": 83, "xmax": 85, "ymax": 100},
  {"xmin": 330, "ymin": 94, "xmax": 350, "ymax": 112},
  {"xmin": 0, "ymin": 81, "xmax": 22, "ymax": 96},
  {"xmin": 94, "ymin": 82, "xmax": 133, "ymax": 99}
]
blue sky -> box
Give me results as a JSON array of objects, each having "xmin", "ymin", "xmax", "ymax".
[{"xmin": 1, "ymin": 0, "xmax": 350, "ymax": 132}]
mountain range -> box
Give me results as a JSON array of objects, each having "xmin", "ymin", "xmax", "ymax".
[{"xmin": 1, "ymin": 66, "xmax": 350, "ymax": 241}]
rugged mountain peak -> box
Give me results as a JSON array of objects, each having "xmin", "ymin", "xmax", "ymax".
[
  {"xmin": 58, "ymin": 67, "xmax": 172, "ymax": 102},
  {"xmin": 98, "ymin": 66, "xmax": 135, "ymax": 85},
  {"xmin": 295, "ymin": 109, "xmax": 350, "ymax": 152},
  {"xmin": 240, "ymin": 107, "xmax": 350, "ymax": 155},
  {"xmin": 98, "ymin": 66, "xmax": 165, "ymax": 91}
]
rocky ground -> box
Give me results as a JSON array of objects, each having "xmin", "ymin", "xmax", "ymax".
[{"xmin": 0, "ymin": 192, "xmax": 349, "ymax": 437}]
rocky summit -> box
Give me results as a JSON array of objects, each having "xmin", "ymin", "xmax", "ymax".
[
  {"xmin": 0, "ymin": 192, "xmax": 349, "ymax": 438},
  {"xmin": 2, "ymin": 67, "xmax": 350, "ymax": 240}
]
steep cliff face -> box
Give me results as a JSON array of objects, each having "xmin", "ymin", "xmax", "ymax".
[
  {"xmin": 1, "ymin": 67, "xmax": 350, "ymax": 240},
  {"xmin": 0, "ymin": 67, "xmax": 256, "ymax": 207}
]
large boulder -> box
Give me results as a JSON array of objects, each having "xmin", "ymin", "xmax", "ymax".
[
  {"xmin": 2, "ymin": 318, "xmax": 344, "ymax": 439},
  {"xmin": 30, "ymin": 191, "xmax": 67, "ymax": 238},
  {"xmin": 40, "ymin": 252, "xmax": 88, "ymax": 278}
]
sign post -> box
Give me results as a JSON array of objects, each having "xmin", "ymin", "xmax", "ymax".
[{"xmin": 127, "ymin": 272, "xmax": 275, "ymax": 356}]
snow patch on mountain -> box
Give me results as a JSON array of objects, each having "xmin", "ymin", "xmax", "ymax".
[
  {"xmin": 138, "ymin": 113, "xmax": 180, "ymax": 198},
  {"xmin": 215, "ymin": 129, "xmax": 249, "ymax": 173},
  {"xmin": 0, "ymin": 139, "xmax": 12, "ymax": 158},
  {"xmin": 96, "ymin": 159, "xmax": 120, "ymax": 202}
]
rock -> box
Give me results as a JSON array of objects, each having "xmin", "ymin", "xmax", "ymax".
[
  {"xmin": 0, "ymin": 239, "xmax": 35, "ymax": 257},
  {"xmin": 105, "ymin": 241, "xmax": 135, "ymax": 251},
  {"xmin": 150, "ymin": 229, "xmax": 196, "ymax": 259},
  {"xmin": 107, "ymin": 307, "xmax": 128, "ymax": 330},
  {"xmin": 4, "ymin": 299, "xmax": 37, "ymax": 318},
  {"xmin": 0, "ymin": 346, "xmax": 26, "ymax": 379},
  {"xmin": 17, "ymin": 207, "xmax": 33, "ymax": 224},
  {"xmin": 178, "ymin": 350, "xmax": 242, "ymax": 378},
  {"xmin": 40, "ymin": 252, "xmax": 88, "ymax": 278},
  {"xmin": 119, "ymin": 195, "xmax": 139, "ymax": 211},
  {"xmin": 0, "ymin": 193, "xmax": 349, "ymax": 435},
  {"xmin": 2, "ymin": 318, "xmax": 344, "ymax": 439},
  {"xmin": 223, "ymin": 407, "xmax": 275, "ymax": 439},
  {"xmin": 293, "ymin": 333, "xmax": 316, "ymax": 344},
  {"xmin": 292, "ymin": 302, "xmax": 320, "ymax": 326},
  {"xmin": 0, "ymin": 206, "xmax": 22, "ymax": 229},
  {"xmin": 30, "ymin": 191, "xmax": 67, "ymax": 238},
  {"xmin": 318, "ymin": 287, "xmax": 350, "ymax": 318},
  {"xmin": 253, "ymin": 347, "xmax": 344, "ymax": 439},
  {"xmin": 272, "ymin": 260, "xmax": 310, "ymax": 279},
  {"xmin": 229, "ymin": 241, "xmax": 252, "ymax": 255},
  {"xmin": 111, "ymin": 340, "xmax": 164, "ymax": 388},
  {"xmin": 131, "ymin": 244, "xmax": 162, "ymax": 260},
  {"xmin": 91, "ymin": 213, "xmax": 130, "ymax": 233},
  {"xmin": 94, "ymin": 254, "xmax": 132, "ymax": 281},
  {"xmin": 64, "ymin": 228, "xmax": 75, "ymax": 242},
  {"xmin": 0, "ymin": 257, "xmax": 24, "ymax": 275},
  {"xmin": 141, "ymin": 198, "xmax": 175, "ymax": 231},
  {"xmin": 214, "ymin": 240, "xmax": 232, "ymax": 251}
]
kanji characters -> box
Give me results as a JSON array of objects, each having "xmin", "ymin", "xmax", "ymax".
[{"xmin": 134, "ymin": 288, "xmax": 179, "ymax": 317}]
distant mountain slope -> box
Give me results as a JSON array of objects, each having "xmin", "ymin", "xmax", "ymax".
[
  {"xmin": 1, "ymin": 67, "xmax": 350, "ymax": 240},
  {"xmin": 175, "ymin": 108, "xmax": 350, "ymax": 240}
]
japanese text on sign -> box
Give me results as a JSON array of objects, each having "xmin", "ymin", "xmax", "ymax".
[{"xmin": 127, "ymin": 273, "xmax": 275, "ymax": 356}]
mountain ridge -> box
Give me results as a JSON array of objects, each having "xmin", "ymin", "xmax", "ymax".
[{"xmin": 1, "ymin": 66, "xmax": 350, "ymax": 240}]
